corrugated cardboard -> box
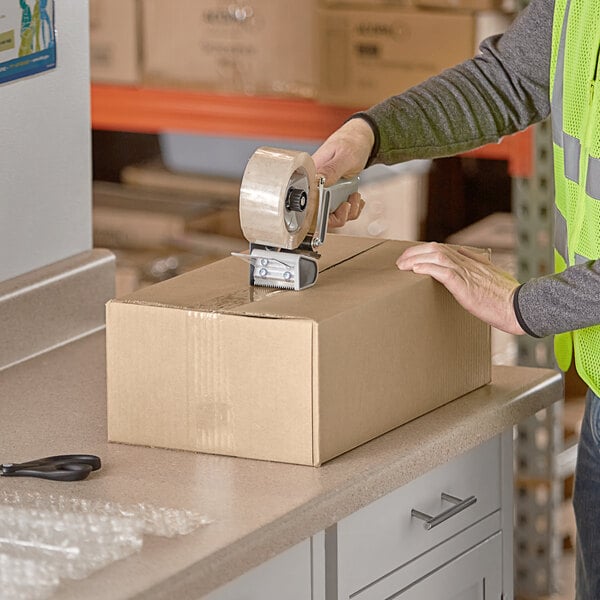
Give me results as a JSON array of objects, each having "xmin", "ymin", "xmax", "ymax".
[
  {"xmin": 318, "ymin": 7, "xmax": 476, "ymax": 107},
  {"xmin": 333, "ymin": 165, "xmax": 429, "ymax": 240},
  {"xmin": 89, "ymin": 0, "xmax": 141, "ymax": 84},
  {"xmin": 107, "ymin": 235, "xmax": 491, "ymax": 466},
  {"xmin": 416, "ymin": 0, "xmax": 504, "ymax": 9},
  {"xmin": 141, "ymin": 0, "xmax": 317, "ymax": 98},
  {"xmin": 93, "ymin": 182, "xmax": 213, "ymax": 249}
]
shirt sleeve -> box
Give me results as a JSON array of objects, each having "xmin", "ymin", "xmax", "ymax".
[
  {"xmin": 363, "ymin": 0, "xmax": 553, "ymax": 165},
  {"xmin": 514, "ymin": 261, "xmax": 600, "ymax": 337}
]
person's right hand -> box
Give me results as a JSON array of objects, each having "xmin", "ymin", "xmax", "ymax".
[
  {"xmin": 312, "ymin": 117, "xmax": 375, "ymax": 186},
  {"xmin": 312, "ymin": 118, "xmax": 375, "ymax": 229}
]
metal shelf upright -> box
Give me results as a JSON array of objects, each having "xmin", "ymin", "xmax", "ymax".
[{"xmin": 513, "ymin": 119, "xmax": 565, "ymax": 599}]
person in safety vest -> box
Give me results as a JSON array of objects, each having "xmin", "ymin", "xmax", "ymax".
[{"xmin": 313, "ymin": 0, "xmax": 600, "ymax": 597}]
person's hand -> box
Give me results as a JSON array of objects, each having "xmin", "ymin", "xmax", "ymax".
[
  {"xmin": 312, "ymin": 118, "xmax": 375, "ymax": 229},
  {"xmin": 327, "ymin": 193, "xmax": 365, "ymax": 229},
  {"xmin": 396, "ymin": 242, "xmax": 526, "ymax": 335}
]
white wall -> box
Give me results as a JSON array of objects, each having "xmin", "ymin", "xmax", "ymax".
[{"xmin": 0, "ymin": 0, "xmax": 92, "ymax": 283}]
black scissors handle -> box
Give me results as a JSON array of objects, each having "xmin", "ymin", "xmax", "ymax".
[{"xmin": 1, "ymin": 454, "xmax": 101, "ymax": 482}]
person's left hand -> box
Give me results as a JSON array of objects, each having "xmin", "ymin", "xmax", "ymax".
[{"xmin": 396, "ymin": 242, "xmax": 526, "ymax": 335}]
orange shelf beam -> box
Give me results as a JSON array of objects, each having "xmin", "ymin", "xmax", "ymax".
[
  {"xmin": 91, "ymin": 84, "xmax": 359, "ymax": 141},
  {"xmin": 462, "ymin": 126, "xmax": 533, "ymax": 179},
  {"xmin": 91, "ymin": 84, "xmax": 533, "ymax": 178}
]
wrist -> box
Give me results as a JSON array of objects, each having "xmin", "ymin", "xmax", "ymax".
[
  {"xmin": 510, "ymin": 285, "xmax": 528, "ymax": 336},
  {"xmin": 345, "ymin": 113, "xmax": 379, "ymax": 167}
]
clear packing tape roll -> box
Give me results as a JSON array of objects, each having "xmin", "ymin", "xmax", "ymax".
[
  {"xmin": 0, "ymin": 491, "xmax": 211, "ymax": 598},
  {"xmin": 239, "ymin": 147, "xmax": 318, "ymax": 249}
]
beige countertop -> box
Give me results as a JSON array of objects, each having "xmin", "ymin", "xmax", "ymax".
[{"xmin": 0, "ymin": 332, "xmax": 562, "ymax": 599}]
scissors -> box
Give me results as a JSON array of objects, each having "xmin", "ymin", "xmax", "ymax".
[{"xmin": 0, "ymin": 454, "xmax": 101, "ymax": 482}]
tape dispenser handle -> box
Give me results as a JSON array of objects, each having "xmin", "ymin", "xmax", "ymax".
[{"xmin": 313, "ymin": 175, "xmax": 360, "ymax": 248}]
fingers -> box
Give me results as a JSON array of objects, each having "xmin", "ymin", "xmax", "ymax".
[
  {"xmin": 328, "ymin": 203, "xmax": 351, "ymax": 229},
  {"xmin": 327, "ymin": 193, "xmax": 366, "ymax": 230},
  {"xmin": 396, "ymin": 242, "xmax": 489, "ymax": 270},
  {"xmin": 347, "ymin": 193, "xmax": 364, "ymax": 221},
  {"xmin": 396, "ymin": 242, "xmax": 460, "ymax": 270}
]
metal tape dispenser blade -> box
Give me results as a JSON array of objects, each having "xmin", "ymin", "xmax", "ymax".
[{"xmin": 232, "ymin": 146, "xmax": 359, "ymax": 290}]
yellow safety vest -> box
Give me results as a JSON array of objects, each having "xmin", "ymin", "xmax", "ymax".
[{"xmin": 550, "ymin": 0, "xmax": 600, "ymax": 394}]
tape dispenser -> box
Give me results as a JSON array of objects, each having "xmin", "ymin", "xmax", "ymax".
[{"xmin": 232, "ymin": 147, "xmax": 359, "ymax": 290}]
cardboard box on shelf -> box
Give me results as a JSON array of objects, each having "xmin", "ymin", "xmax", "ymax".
[
  {"xmin": 414, "ymin": 0, "xmax": 507, "ymax": 10},
  {"xmin": 446, "ymin": 211, "xmax": 516, "ymax": 273},
  {"xmin": 92, "ymin": 181, "xmax": 244, "ymax": 251},
  {"xmin": 113, "ymin": 249, "xmax": 226, "ymax": 297},
  {"xmin": 333, "ymin": 161, "xmax": 430, "ymax": 241},
  {"xmin": 120, "ymin": 160, "xmax": 241, "ymax": 204},
  {"xmin": 321, "ymin": 0, "xmax": 511, "ymax": 15},
  {"xmin": 89, "ymin": 0, "xmax": 141, "ymax": 84},
  {"xmin": 107, "ymin": 235, "xmax": 491, "ymax": 466},
  {"xmin": 93, "ymin": 182, "xmax": 213, "ymax": 249},
  {"xmin": 321, "ymin": 0, "xmax": 414, "ymax": 5},
  {"xmin": 318, "ymin": 6, "xmax": 510, "ymax": 107},
  {"xmin": 141, "ymin": 0, "xmax": 317, "ymax": 97}
]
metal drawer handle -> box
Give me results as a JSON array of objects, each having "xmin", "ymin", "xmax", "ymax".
[{"xmin": 411, "ymin": 493, "xmax": 477, "ymax": 530}]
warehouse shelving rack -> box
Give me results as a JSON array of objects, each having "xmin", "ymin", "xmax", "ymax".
[{"xmin": 90, "ymin": 84, "xmax": 533, "ymax": 177}]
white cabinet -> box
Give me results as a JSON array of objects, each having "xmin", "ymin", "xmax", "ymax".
[
  {"xmin": 205, "ymin": 431, "xmax": 512, "ymax": 600},
  {"xmin": 328, "ymin": 433, "xmax": 512, "ymax": 600},
  {"xmin": 203, "ymin": 540, "xmax": 313, "ymax": 600}
]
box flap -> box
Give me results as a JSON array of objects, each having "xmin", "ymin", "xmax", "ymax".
[{"xmin": 111, "ymin": 235, "xmax": 386, "ymax": 319}]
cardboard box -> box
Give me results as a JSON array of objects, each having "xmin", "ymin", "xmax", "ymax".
[
  {"xmin": 107, "ymin": 235, "xmax": 491, "ymax": 466},
  {"xmin": 93, "ymin": 183, "xmax": 210, "ymax": 250},
  {"xmin": 322, "ymin": 0, "xmax": 415, "ymax": 6},
  {"xmin": 333, "ymin": 161, "xmax": 430, "ymax": 240},
  {"xmin": 446, "ymin": 212, "xmax": 516, "ymax": 273},
  {"xmin": 120, "ymin": 160, "xmax": 241, "ymax": 205},
  {"xmin": 113, "ymin": 249, "xmax": 226, "ymax": 297},
  {"xmin": 321, "ymin": 0, "xmax": 509, "ymax": 14},
  {"xmin": 417, "ymin": 0, "xmax": 502, "ymax": 9},
  {"xmin": 141, "ymin": 0, "xmax": 317, "ymax": 97},
  {"xmin": 89, "ymin": 0, "xmax": 141, "ymax": 84},
  {"xmin": 318, "ymin": 7, "xmax": 496, "ymax": 107}
]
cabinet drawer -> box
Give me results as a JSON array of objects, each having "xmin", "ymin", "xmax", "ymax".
[
  {"xmin": 352, "ymin": 517, "xmax": 502, "ymax": 600},
  {"xmin": 335, "ymin": 435, "xmax": 501, "ymax": 597}
]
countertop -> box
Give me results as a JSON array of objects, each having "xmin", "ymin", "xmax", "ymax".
[{"xmin": 0, "ymin": 331, "xmax": 563, "ymax": 599}]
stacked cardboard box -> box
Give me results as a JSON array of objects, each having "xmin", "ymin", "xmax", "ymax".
[
  {"xmin": 141, "ymin": 0, "xmax": 318, "ymax": 98},
  {"xmin": 333, "ymin": 161, "xmax": 431, "ymax": 241},
  {"xmin": 89, "ymin": 1, "xmax": 512, "ymax": 102},
  {"xmin": 317, "ymin": 5, "xmax": 512, "ymax": 107},
  {"xmin": 93, "ymin": 178, "xmax": 246, "ymax": 297},
  {"xmin": 89, "ymin": 0, "xmax": 142, "ymax": 84}
]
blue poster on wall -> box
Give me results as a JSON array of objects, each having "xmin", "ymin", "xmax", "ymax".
[{"xmin": 0, "ymin": 0, "xmax": 56, "ymax": 85}]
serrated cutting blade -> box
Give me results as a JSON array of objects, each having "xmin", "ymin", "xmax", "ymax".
[{"xmin": 232, "ymin": 249, "xmax": 318, "ymax": 291}]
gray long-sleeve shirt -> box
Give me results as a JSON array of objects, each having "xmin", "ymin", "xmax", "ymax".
[{"xmin": 364, "ymin": 0, "xmax": 600, "ymax": 338}]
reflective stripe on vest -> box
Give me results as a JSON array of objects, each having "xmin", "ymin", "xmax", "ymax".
[
  {"xmin": 551, "ymin": 0, "xmax": 570, "ymax": 146},
  {"xmin": 587, "ymin": 156, "xmax": 600, "ymax": 200},
  {"xmin": 554, "ymin": 206, "xmax": 568, "ymax": 265}
]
